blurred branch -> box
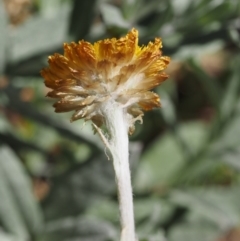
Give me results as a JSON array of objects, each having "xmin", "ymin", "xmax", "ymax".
[
  {"xmin": 0, "ymin": 132, "xmax": 45, "ymax": 154},
  {"xmin": 2, "ymin": 84, "xmax": 102, "ymax": 152}
]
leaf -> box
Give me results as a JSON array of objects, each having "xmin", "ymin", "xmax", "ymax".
[
  {"xmin": 8, "ymin": 5, "xmax": 71, "ymax": 63},
  {"xmin": 3, "ymin": 84, "xmax": 102, "ymax": 151},
  {"xmin": 0, "ymin": 131, "xmax": 48, "ymax": 155},
  {"xmin": 169, "ymin": 187, "xmax": 240, "ymax": 228},
  {"xmin": 43, "ymin": 216, "xmax": 117, "ymax": 241},
  {"xmin": 0, "ymin": 230, "xmax": 25, "ymax": 241},
  {"xmin": 139, "ymin": 231, "xmax": 166, "ymax": 241},
  {"xmin": 173, "ymin": 40, "xmax": 224, "ymax": 61},
  {"xmin": 229, "ymin": 28, "xmax": 240, "ymax": 48},
  {"xmin": 187, "ymin": 59, "xmax": 222, "ymax": 111},
  {"xmin": 38, "ymin": 0, "xmax": 66, "ymax": 15},
  {"xmin": 210, "ymin": 110, "xmax": 240, "ymax": 152},
  {"xmin": 0, "ymin": 147, "xmax": 42, "ymax": 235},
  {"xmin": 135, "ymin": 197, "xmax": 174, "ymax": 225},
  {"xmin": 168, "ymin": 222, "xmax": 219, "ymax": 241},
  {"xmin": 43, "ymin": 153, "xmax": 115, "ymax": 220},
  {"xmin": 0, "ymin": 0, "xmax": 8, "ymax": 74},
  {"xmin": 0, "ymin": 146, "xmax": 43, "ymax": 239},
  {"xmin": 134, "ymin": 121, "xmax": 207, "ymax": 192},
  {"xmin": 134, "ymin": 197, "xmax": 175, "ymax": 238},
  {"xmin": 86, "ymin": 198, "xmax": 118, "ymax": 223},
  {"xmin": 100, "ymin": 3, "xmax": 130, "ymax": 29},
  {"xmin": 121, "ymin": 0, "xmax": 139, "ymax": 20},
  {"xmin": 220, "ymin": 57, "xmax": 240, "ymax": 120},
  {"xmin": 134, "ymin": 130, "xmax": 183, "ymax": 192},
  {"xmin": 132, "ymin": 0, "xmax": 167, "ymax": 24},
  {"xmin": 218, "ymin": 148, "xmax": 240, "ymax": 172},
  {"xmin": 69, "ymin": 0, "xmax": 97, "ymax": 40},
  {"xmin": 171, "ymin": 0, "xmax": 192, "ymax": 15},
  {"xmin": 158, "ymin": 90, "xmax": 176, "ymax": 125}
]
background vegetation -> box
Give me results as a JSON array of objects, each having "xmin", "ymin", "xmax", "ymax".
[{"xmin": 0, "ymin": 0, "xmax": 240, "ymax": 240}]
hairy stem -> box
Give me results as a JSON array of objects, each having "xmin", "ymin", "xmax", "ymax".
[{"xmin": 103, "ymin": 101, "xmax": 136, "ymax": 241}]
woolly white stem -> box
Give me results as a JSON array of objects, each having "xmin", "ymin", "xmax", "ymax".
[{"xmin": 103, "ymin": 101, "xmax": 136, "ymax": 241}]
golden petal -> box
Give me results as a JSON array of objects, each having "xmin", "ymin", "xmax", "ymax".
[
  {"xmin": 94, "ymin": 28, "xmax": 138, "ymax": 64},
  {"xmin": 71, "ymin": 108, "xmax": 88, "ymax": 122},
  {"xmin": 41, "ymin": 60, "xmax": 75, "ymax": 89},
  {"xmin": 64, "ymin": 41, "xmax": 97, "ymax": 71},
  {"xmin": 123, "ymin": 89, "xmax": 144, "ymax": 96},
  {"xmin": 145, "ymin": 56, "xmax": 171, "ymax": 76},
  {"xmin": 137, "ymin": 72, "xmax": 169, "ymax": 90},
  {"xmin": 133, "ymin": 38, "xmax": 162, "ymax": 72},
  {"xmin": 64, "ymin": 95, "xmax": 96, "ymax": 105},
  {"xmin": 97, "ymin": 60, "xmax": 116, "ymax": 80},
  {"xmin": 108, "ymin": 74, "xmax": 127, "ymax": 92},
  {"xmin": 117, "ymin": 65, "xmax": 137, "ymax": 85},
  {"xmin": 70, "ymin": 69, "xmax": 104, "ymax": 92},
  {"xmin": 71, "ymin": 103, "xmax": 100, "ymax": 122},
  {"xmin": 76, "ymin": 41, "xmax": 97, "ymax": 69},
  {"xmin": 53, "ymin": 95, "xmax": 96, "ymax": 112},
  {"xmin": 47, "ymin": 91, "xmax": 72, "ymax": 98},
  {"xmin": 48, "ymin": 54, "xmax": 72, "ymax": 78},
  {"xmin": 63, "ymin": 42, "xmax": 82, "ymax": 69},
  {"xmin": 47, "ymin": 86, "xmax": 88, "ymax": 98},
  {"xmin": 127, "ymin": 106, "xmax": 144, "ymax": 118},
  {"xmin": 55, "ymin": 79, "xmax": 77, "ymax": 87},
  {"xmin": 53, "ymin": 101, "xmax": 83, "ymax": 112},
  {"xmin": 41, "ymin": 68, "xmax": 56, "ymax": 88},
  {"xmin": 137, "ymin": 92, "xmax": 161, "ymax": 110}
]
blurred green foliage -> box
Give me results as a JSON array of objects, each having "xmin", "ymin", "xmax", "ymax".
[{"xmin": 0, "ymin": 0, "xmax": 240, "ymax": 240}]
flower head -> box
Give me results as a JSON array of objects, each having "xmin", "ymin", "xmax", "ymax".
[{"xmin": 41, "ymin": 29, "xmax": 170, "ymax": 134}]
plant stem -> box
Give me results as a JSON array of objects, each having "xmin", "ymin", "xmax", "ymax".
[{"xmin": 103, "ymin": 101, "xmax": 136, "ymax": 241}]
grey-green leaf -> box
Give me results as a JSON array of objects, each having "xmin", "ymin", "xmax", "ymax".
[
  {"xmin": 0, "ymin": 146, "xmax": 43, "ymax": 238},
  {"xmin": 0, "ymin": 0, "xmax": 8, "ymax": 74}
]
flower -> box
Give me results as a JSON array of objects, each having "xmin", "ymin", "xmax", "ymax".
[{"xmin": 41, "ymin": 28, "xmax": 170, "ymax": 134}]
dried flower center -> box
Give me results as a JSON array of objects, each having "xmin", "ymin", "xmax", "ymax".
[{"xmin": 41, "ymin": 28, "xmax": 170, "ymax": 134}]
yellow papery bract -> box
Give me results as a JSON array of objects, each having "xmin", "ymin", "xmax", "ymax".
[{"xmin": 41, "ymin": 28, "xmax": 170, "ymax": 134}]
